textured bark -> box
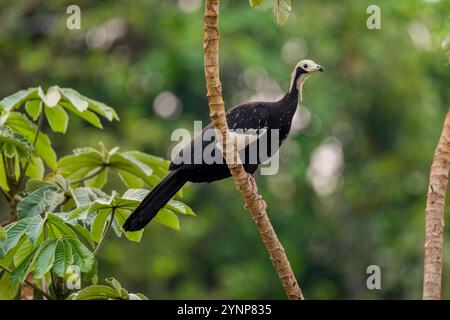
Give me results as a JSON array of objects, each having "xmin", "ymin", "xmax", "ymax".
[
  {"xmin": 423, "ymin": 108, "xmax": 450, "ymax": 300},
  {"xmin": 20, "ymin": 273, "xmax": 34, "ymax": 300},
  {"xmin": 203, "ymin": 0, "xmax": 304, "ymax": 300}
]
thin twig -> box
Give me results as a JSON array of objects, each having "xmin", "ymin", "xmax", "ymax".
[
  {"xmin": 423, "ymin": 108, "xmax": 450, "ymax": 300},
  {"xmin": 0, "ymin": 189, "xmax": 14, "ymax": 226},
  {"xmin": 0, "ymin": 218, "xmax": 13, "ymax": 227},
  {"xmin": 202, "ymin": 0, "xmax": 303, "ymax": 300},
  {"xmin": 0, "ymin": 263, "xmax": 53, "ymax": 300},
  {"xmin": 0, "ymin": 188, "xmax": 12, "ymax": 201},
  {"xmin": 41, "ymin": 221, "xmax": 48, "ymax": 299},
  {"xmin": 70, "ymin": 166, "xmax": 106, "ymax": 185}
]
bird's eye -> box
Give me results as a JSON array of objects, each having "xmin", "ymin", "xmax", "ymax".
[{"xmin": 303, "ymin": 64, "xmax": 308, "ymax": 69}]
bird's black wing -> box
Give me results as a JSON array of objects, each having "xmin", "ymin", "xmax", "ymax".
[{"xmin": 169, "ymin": 102, "xmax": 273, "ymax": 171}]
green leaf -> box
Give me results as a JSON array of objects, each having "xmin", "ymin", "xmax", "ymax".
[
  {"xmin": 60, "ymin": 102, "xmax": 103, "ymax": 129},
  {"xmin": 114, "ymin": 209, "xmax": 143, "ymax": 242},
  {"xmin": 17, "ymin": 185, "xmax": 64, "ymax": 219},
  {"xmin": 69, "ymin": 224, "xmax": 95, "ymax": 249},
  {"xmin": 0, "ymin": 237, "xmax": 19, "ymax": 263},
  {"xmin": 91, "ymin": 209, "xmax": 111, "ymax": 243},
  {"xmin": 58, "ymin": 88, "xmax": 119, "ymax": 122},
  {"xmin": 84, "ymin": 167, "xmax": 109, "ymax": 189},
  {"xmin": 67, "ymin": 204, "xmax": 90, "ymax": 221},
  {"xmin": 0, "ymin": 216, "xmax": 43, "ymax": 256},
  {"xmin": 129, "ymin": 293, "xmax": 149, "ymax": 300},
  {"xmin": 25, "ymin": 179, "xmax": 52, "ymax": 192},
  {"xmin": 105, "ymin": 277, "xmax": 123, "ymax": 296},
  {"xmin": 25, "ymin": 156, "xmax": 44, "ymax": 180},
  {"xmin": 44, "ymin": 104, "xmax": 69, "ymax": 133},
  {"xmin": 58, "ymin": 149, "xmax": 104, "ymax": 178},
  {"xmin": 31, "ymin": 239, "xmax": 57, "ymax": 279},
  {"xmin": 0, "ymin": 125, "xmax": 33, "ymax": 154},
  {"xmin": 110, "ymin": 152, "xmax": 153, "ymax": 177},
  {"xmin": 11, "ymin": 250, "xmax": 37, "ymax": 284},
  {"xmin": 25, "ymin": 215, "xmax": 45, "ymax": 245},
  {"xmin": 166, "ymin": 200, "xmax": 196, "ymax": 216},
  {"xmin": 154, "ymin": 208, "xmax": 180, "ymax": 231},
  {"xmin": 58, "ymin": 87, "xmax": 89, "ymax": 112},
  {"xmin": 71, "ymin": 285, "xmax": 119, "ymax": 300},
  {"xmin": 1, "ymin": 219, "xmax": 30, "ymax": 254},
  {"xmin": 0, "ymin": 88, "xmax": 39, "ymax": 111},
  {"xmin": 13, "ymin": 237, "xmax": 34, "ymax": 266},
  {"xmin": 53, "ymin": 239, "xmax": 74, "ymax": 277},
  {"xmin": 88, "ymin": 194, "xmax": 139, "ymax": 213},
  {"xmin": 249, "ymin": 0, "xmax": 264, "ymax": 8},
  {"xmin": 111, "ymin": 217, "xmax": 123, "ymax": 238},
  {"xmin": 122, "ymin": 151, "xmax": 169, "ymax": 169},
  {"xmin": 71, "ymin": 187, "xmax": 92, "ymax": 206},
  {"xmin": 120, "ymin": 151, "xmax": 171, "ymax": 189},
  {"xmin": 116, "ymin": 169, "xmax": 144, "ymax": 188},
  {"xmin": 85, "ymin": 98, "xmax": 119, "ymax": 122},
  {"xmin": 25, "ymin": 100, "xmax": 42, "ymax": 121},
  {"xmin": 5, "ymin": 112, "xmax": 57, "ymax": 169},
  {"xmin": 0, "ymin": 226, "xmax": 6, "ymax": 241},
  {"xmin": 122, "ymin": 189, "xmax": 195, "ymax": 216},
  {"xmin": 0, "ymin": 154, "xmax": 9, "ymax": 191},
  {"xmin": 40, "ymin": 86, "xmax": 61, "ymax": 107},
  {"xmin": 273, "ymin": 0, "xmax": 291, "ymax": 25},
  {"xmin": 0, "ymin": 272, "xmax": 20, "ymax": 299},
  {"xmin": 3, "ymin": 143, "xmax": 16, "ymax": 159},
  {"xmin": 70, "ymin": 187, "xmax": 108, "ymax": 207},
  {"xmin": 67, "ymin": 239, "xmax": 94, "ymax": 273},
  {"xmin": 122, "ymin": 188, "xmax": 149, "ymax": 201},
  {"xmin": 46, "ymin": 214, "xmax": 79, "ymax": 240}
]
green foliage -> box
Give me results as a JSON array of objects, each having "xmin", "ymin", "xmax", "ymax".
[
  {"xmin": 68, "ymin": 277, "xmax": 148, "ymax": 300},
  {"xmin": 249, "ymin": 0, "xmax": 291, "ymax": 25},
  {"xmin": 0, "ymin": 86, "xmax": 119, "ymax": 131},
  {"xmin": 4, "ymin": 112, "xmax": 57, "ymax": 170},
  {"xmin": 249, "ymin": 0, "xmax": 264, "ymax": 9},
  {"xmin": 0, "ymin": 87, "xmax": 195, "ymax": 299},
  {"xmin": 0, "ymin": 273, "xmax": 20, "ymax": 300},
  {"xmin": 57, "ymin": 144, "xmax": 170, "ymax": 189},
  {"xmin": 1, "ymin": 0, "xmax": 448, "ymax": 301},
  {"xmin": 0, "ymin": 226, "xmax": 6, "ymax": 241},
  {"xmin": 272, "ymin": 0, "xmax": 291, "ymax": 25}
]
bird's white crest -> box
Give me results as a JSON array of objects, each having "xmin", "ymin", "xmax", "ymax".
[{"xmin": 289, "ymin": 59, "xmax": 323, "ymax": 100}]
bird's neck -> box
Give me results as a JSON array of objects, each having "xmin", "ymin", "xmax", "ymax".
[{"xmin": 281, "ymin": 81, "xmax": 300, "ymax": 109}]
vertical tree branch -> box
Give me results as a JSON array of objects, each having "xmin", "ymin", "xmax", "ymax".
[
  {"xmin": 423, "ymin": 108, "xmax": 450, "ymax": 300},
  {"xmin": 20, "ymin": 273, "xmax": 35, "ymax": 300},
  {"xmin": 203, "ymin": 0, "xmax": 304, "ymax": 300}
]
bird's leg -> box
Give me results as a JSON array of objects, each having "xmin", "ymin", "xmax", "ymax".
[{"xmin": 242, "ymin": 174, "xmax": 267, "ymax": 215}]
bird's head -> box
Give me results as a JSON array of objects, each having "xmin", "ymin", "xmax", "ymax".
[{"xmin": 289, "ymin": 59, "xmax": 324, "ymax": 100}]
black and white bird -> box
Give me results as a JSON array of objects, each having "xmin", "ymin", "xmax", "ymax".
[{"xmin": 123, "ymin": 59, "xmax": 324, "ymax": 231}]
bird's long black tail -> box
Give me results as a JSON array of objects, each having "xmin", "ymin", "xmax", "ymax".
[{"xmin": 123, "ymin": 170, "xmax": 187, "ymax": 231}]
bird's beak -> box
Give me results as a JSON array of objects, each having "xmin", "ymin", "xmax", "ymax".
[{"xmin": 311, "ymin": 63, "xmax": 324, "ymax": 73}]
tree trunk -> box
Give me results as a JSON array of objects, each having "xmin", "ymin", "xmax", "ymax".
[
  {"xmin": 203, "ymin": 0, "xmax": 304, "ymax": 300},
  {"xmin": 423, "ymin": 108, "xmax": 450, "ymax": 300},
  {"xmin": 20, "ymin": 273, "xmax": 34, "ymax": 300}
]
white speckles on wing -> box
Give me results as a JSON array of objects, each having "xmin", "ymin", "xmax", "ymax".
[{"xmin": 216, "ymin": 128, "xmax": 268, "ymax": 153}]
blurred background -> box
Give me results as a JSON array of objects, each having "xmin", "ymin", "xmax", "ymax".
[{"xmin": 0, "ymin": 0, "xmax": 449, "ymax": 299}]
